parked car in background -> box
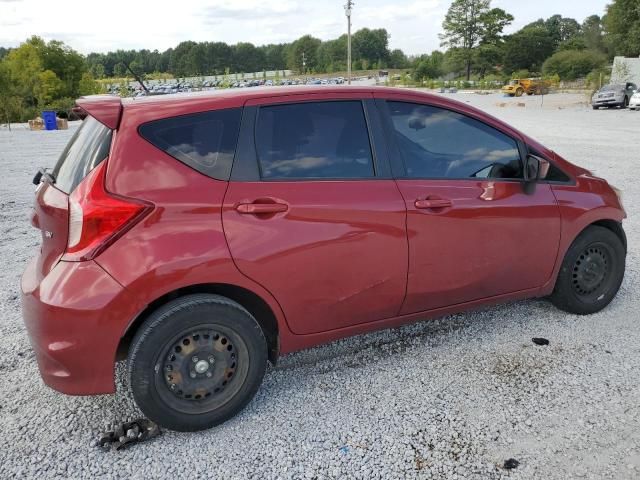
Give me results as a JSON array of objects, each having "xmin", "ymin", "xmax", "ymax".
[
  {"xmin": 630, "ymin": 91, "xmax": 640, "ymax": 111},
  {"xmin": 592, "ymin": 83, "xmax": 638, "ymax": 109},
  {"xmin": 23, "ymin": 87, "xmax": 627, "ymax": 432}
]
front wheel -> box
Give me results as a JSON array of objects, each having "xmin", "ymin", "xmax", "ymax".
[
  {"xmin": 550, "ymin": 226, "xmax": 625, "ymax": 315},
  {"xmin": 128, "ymin": 294, "xmax": 268, "ymax": 431},
  {"xmin": 515, "ymin": 88, "xmax": 524, "ymax": 97}
]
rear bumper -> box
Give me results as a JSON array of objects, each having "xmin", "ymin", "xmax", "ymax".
[{"xmin": 21, "ymin": 257, "xmax": 141, "ymax": 395}]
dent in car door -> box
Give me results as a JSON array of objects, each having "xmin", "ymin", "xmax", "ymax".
[{"xmin": 222, "ymin": 97, "xmax": 408, "ymax": 335}]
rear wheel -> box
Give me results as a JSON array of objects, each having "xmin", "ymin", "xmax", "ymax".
[
  {"xmin": 592, "ymin": 106, "xmax": 599, "ymax": 110},
  {"xmin": 128, "ymin": 294, "xmax": 268, "ymax": 431},
  {"xmin": 550, "ymin": 226, "xmax": 625, "ymax": 315}
]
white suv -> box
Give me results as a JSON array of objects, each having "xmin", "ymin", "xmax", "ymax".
[{"xmin": 630, "ymin": 91, "xmax": 640, "ymax": 111}]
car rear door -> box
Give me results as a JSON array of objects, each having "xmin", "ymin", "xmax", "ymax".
[
  {"xmin": 375, "ymin": 94, "xmax": 561, "ymax": 314},
  {"xmin": 222, "ymin": 93, "xmax": 408, "ymax": 335}
]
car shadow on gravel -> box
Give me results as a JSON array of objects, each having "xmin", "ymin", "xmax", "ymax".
[{"xmin": 272, "ymin": 298, "xmax": 560, "ymax": 373}]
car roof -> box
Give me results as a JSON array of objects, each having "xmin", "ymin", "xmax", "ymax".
[{"xmin": 121, "ymin": 85, "xmax": 435, "ymax": 111}]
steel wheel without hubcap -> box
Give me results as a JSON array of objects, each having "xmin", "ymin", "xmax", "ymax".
[
  {"xmin": 157, "ymin": 325, "xmax": 247, "ymax": 414},
  {"xmin": 129, "ymin": 294, "xmax": 268, "ymax": 431},
  {"xmin": 550, "ymin": 226, "xmax": 625, "ymax": 315},
  {"xmin": 571, "ymin": 243, "xmax": 613, "ymax": 302}
]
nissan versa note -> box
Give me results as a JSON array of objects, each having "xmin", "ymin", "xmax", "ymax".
[{"xmin": 22, "ymin": 87, "xmax": 627, "ymax": 431}]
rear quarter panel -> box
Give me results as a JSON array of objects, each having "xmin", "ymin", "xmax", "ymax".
[{"xmin": 96, "ymin": 102, "xmax": 290, "ymax": 348}]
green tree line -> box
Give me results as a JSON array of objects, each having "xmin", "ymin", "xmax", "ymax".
[
  {"xmin": 417, "ymin": 0, "xmax": 637, "ymax": 83},
  {"xmin": 83, "ymin": 28, "xmax": 401, "ymax": 79}
]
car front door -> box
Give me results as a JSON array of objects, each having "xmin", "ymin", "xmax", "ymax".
[
  {"xmin": 222, "ymin": 95, "xmax": 408, "ymax": 335},
  {"xmin": 377, "ymin": 96, "xmax": 562, "ymax": 315}
]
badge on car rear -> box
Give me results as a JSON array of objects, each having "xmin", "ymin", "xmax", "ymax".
[{"xmin": 44, "ymin": 230, "xmax": 53, "ymax": 239}]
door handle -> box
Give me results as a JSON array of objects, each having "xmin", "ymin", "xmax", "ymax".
[
  {"xmin": 236, "ymin": 202, "xmax": 288, "ymax": 214},
  {"xmin": 414, "ymin": 198, "xmax": 452, "ymax": 209}
]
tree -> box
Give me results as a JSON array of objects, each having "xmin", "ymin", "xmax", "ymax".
[
  {"xmin": 317, "ymin": 36, "xmax": 347, "ymax": 72},
  {"xmin": 352, "ymin": 28, "xmax": 390, "ymax": 68},
  {"xmin": 35, "ymin": 69, "xmax": 64, "ymax": 107},
  {"xmin": 440, "ymin": 0, "xmax": 513, "ymax": 79},
  {"xmin": 582, "ymin": 15, "xmax": 606, "ymax": 53},
  {"xmin": 480, "ymin": 8, "xmax": 514, "ymax": 45},
  {"xmin": 286, "ymin": 35, "xmax": 321, "ymax": 72},
  {"xmin": 3, "ymin": 41, "xmax": 43, "ymax": 109},
  {"xmin": 544, "ymin": 15, "xmax": 581, "ymax": 49},
  {"xmin": 413, "ymin": 51, "xmax": 445, "ymax": 81},
  {"xmin": 542, "ymin": 49, "xmax": 606, "ymax": 80},
  {"xmin": 604, "ymin": 0, "xmax": 640, "ymax": 57},
  {"xmin": 78, "ymin": 72, "xmax": 102, "ymax": 95},
  {"xmin": 503, "ymin": 26, "xmax": 555, "ymax": 74},
  {"xmin": 388, "ymin": 49, "xmax": 408, "ymax": 68},
  {"xmin": 0, "ymin": 60, "xmax": 23, "ymax": 123}
]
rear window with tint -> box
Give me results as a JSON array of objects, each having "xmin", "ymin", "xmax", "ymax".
[
  {"xmin": 255, "ymin": 101, "xmax": 374, "ymax": 179},
  {"xmin": 52, "ymin": 116, "xmax": 112, "ymax": 194},
  {"xmin": 139, "ymin": 108, "xmax": 242, "ymax": 180}
]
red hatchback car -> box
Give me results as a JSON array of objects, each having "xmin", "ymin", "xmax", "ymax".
[{"xmin": 22, "ymin": 87, "xmax": 626, "ymax": 431}]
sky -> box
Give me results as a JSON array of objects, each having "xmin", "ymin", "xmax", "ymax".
[{"xmin": 0, "ymin": 0, "xmax": 610, "ymax": 56}]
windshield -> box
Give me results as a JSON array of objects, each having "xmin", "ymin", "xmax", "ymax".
[
  {"xmin": 509, "ymin": 80, "xmax": 519, "ymax": 85},
  {"xmin": 52, "ymin": 116, "xmax": 112, "ymax": 194},
  {"xmin": 601, "ymin": 84, "xmax": 624, "ymax": 92}
]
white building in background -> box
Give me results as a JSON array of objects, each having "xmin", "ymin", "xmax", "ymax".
[{"xmin": 611, "ymin": 56, "xmax": 640, "ymax": 84}]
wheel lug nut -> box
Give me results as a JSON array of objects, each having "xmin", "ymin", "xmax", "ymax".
[
  {"xmin": 206, "ymin": 372, "xmax": 212, "ymax": 378},
  {"xmin": 190, "ymin": 372, "xmax": 196, "ymax": 378},
  {"xmin": 208, "ymin": 356, "xmax": 215, "ymax": 363},
  {"xmin": 192, "ymin": 356, "xmax": 199, "ymax": 363}
]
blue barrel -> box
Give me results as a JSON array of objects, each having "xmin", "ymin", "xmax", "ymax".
[{"xmin": 42, "ymin": 110, "xmax": 57, "ymax": 130}]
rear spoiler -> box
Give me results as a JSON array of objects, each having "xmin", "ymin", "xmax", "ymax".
[{"xmin": 75, "ymin": 95, "xmax": 122, "ymax": 130}]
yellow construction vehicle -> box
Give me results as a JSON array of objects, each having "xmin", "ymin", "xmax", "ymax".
[{"xmin": 502, "ymin": 78, "xmax": 550, "ymax": 97}]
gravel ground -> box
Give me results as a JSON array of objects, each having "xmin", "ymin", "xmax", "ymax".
[{"xmin": 0, "ymin": 93, "xmax": 638, "ymax": 479}]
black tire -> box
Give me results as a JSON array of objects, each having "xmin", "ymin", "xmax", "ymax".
[
  {"xmin": 550, "ymin": 226, "xmax": 625, "ymax": 315},
  {"xmin": 128, "ymin": 294, "xmax": 268, "ymax": 432},
  {"xmin": 592, "ymin": 106, "xmax": 599, "ymax": 110}
]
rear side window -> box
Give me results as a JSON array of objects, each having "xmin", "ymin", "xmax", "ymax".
[
  {"xmin": 387, "ymin": 102, "xmax": 523, "ymax": 180},
  {"xmin": 52, "ymin": 116, "xmax": 112, "ymax": 194},
  {"xmin": 255, "ymin": 101, "xmax": 374, "ymax": 179},
  {"xmin": 139, "ymin": 108, "xmax": 241, "ymax": 180}
]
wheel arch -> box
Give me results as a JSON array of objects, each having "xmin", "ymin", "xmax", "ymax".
[
  {"xmin": 117, "ymin": 283, "xmax": 280, "ymax": 365},
  {"xmin": 588, "ymin": 219, "xmax": 627, "ymax": 252}
]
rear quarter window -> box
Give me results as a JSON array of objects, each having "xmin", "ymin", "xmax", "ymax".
[
  {"xmin": 139, "ymin": 108, "xmax": 242, "ymax": 180},
  {"xmin": 52, "ymin": 116, "xmax": 112, "ymax": 194}
]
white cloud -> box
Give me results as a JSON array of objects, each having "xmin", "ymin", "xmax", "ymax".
[{"xmin": 0, "ymin": 0, "xmax": 609, "ymax": 55}]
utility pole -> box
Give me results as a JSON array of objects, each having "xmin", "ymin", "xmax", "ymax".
[
  {"xmin": 302, "ymin": 51, "xmax": 306, "ymax": 81},
  {"xmin": 344, "ymin": 0, "xmax": 353, "ymax": 85}
]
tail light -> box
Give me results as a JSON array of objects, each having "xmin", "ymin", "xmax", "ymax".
[{"xmin": 63, "ymin": 161, "xmax": 152, "ymax": 261}]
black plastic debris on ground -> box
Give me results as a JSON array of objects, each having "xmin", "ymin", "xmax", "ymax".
[
  {"xmin": 98, "ymin": 419, "xmax": 161, "ymax": 451},
  {"xmin": 504, "ymin": 458, "xmax": 520, "ymax": 470},
  {"xmin": 532, "ymin": 337, "xmax": 550, "ymax": 346}
]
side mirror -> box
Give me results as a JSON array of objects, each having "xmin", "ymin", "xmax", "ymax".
[{"xmin": 525, "ymin": 154, "xmax": 550, "ymax": 182}]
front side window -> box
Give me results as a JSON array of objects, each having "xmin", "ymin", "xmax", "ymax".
[
  {"xmin": 255, "ymin": 101, "xmax": 374, "ymax": 179},
  {"xmin": 388, "ymin": 102, "xmax": 523, "ymax": 180},
  {"xmin": 139, "ymin": 108, "xmax": 241, "ymax": 180}
]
